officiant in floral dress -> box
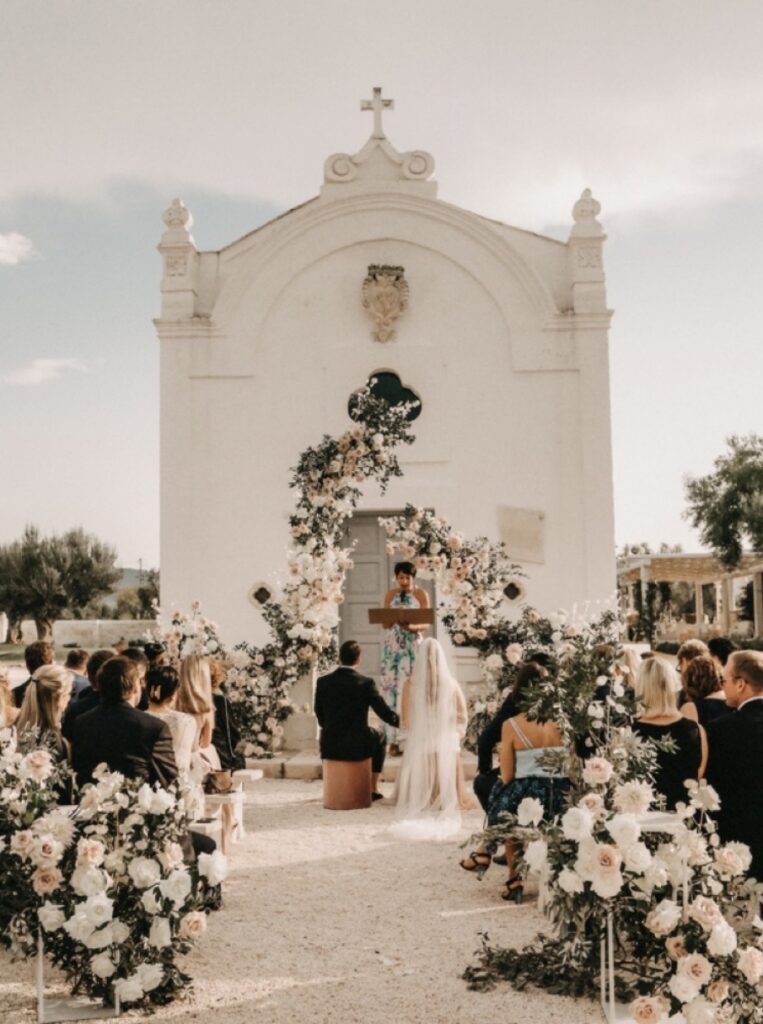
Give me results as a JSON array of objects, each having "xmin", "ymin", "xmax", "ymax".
[{"xmin": 380, "ymin": 561, "xmax": 430, "ymax": 755}]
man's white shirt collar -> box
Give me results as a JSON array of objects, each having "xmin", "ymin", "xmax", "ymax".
[{"xmin": 738, "ymin": 695, "xmax": 763, "ymax": 710}]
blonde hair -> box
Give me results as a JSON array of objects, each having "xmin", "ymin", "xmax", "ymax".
[
  {"xmin": 0, "ymin": 668, "xmax": 12, "ymax": 727},
  {"xmin": 728, "ymin": 650, "xmax": 763, "ymax": 692},
  {"xmin": 177, "ymin": 655, "xmax": 214, "ymax": 716},
  {"xmin": 616, "ymin": 647, "xmax": 641, "ymax": 686},
  {"xmin": 635, "ymin": 657, "xmax": 679, "ymax": 717},
  {"xmin": 17, "ymin": 665, "xmax": 72, "ymax": 736},
  {"xmin": 209, "ymin": 659, "xmax": 226, "ymax": 692}
]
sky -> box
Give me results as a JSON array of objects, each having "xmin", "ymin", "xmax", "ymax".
[{"xmin": 1, "ymin": 0, "xmax": 762, "ymax": 568}]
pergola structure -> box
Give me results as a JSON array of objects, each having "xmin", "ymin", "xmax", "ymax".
[{"xmin": 617, "ymin": 552, "xmax": 763, "ymax": 639}]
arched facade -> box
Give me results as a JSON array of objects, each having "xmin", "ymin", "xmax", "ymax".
[{"xmin": 156, "ymin": 101, "xmax": 615, "ymax": 645}]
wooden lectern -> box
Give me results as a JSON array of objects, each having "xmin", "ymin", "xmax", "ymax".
[{"xmin": 368, "ymin": 607, "xmax": 435, "ymax": 627}]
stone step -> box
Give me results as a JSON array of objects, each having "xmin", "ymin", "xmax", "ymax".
[{"xmin": 245, "ymin": 751, "xmax": 478, "ymax": 783}]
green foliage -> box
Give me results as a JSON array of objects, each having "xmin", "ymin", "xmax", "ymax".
[
  {"xmin": 685, "ymin": 434, "xmax": 763, "ymax": 568},
  {"xmin": 0, "ymin": 526, "xmax": 120, "ymax": 639},
  {"xmin": 116, "ymin": 587, "xmax": 143, "ymax": 620}
]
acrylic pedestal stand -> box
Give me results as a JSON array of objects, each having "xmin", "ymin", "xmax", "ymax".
[
  {"xmin": 599, "ymin": 811, "xmax": 686, "ymax": 1023},
  {"xmin": 36, "ymin": 932, "xmax": 120, "ymax": 1023}
]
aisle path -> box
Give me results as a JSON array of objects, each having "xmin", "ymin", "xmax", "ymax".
[{"xmin": 1, "ymin": 779, "xmax": 598, "ymax": 1023}]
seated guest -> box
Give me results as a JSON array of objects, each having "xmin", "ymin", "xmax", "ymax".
[
  {"xmin": 462, "ymin": 664, "xmax": 568, "ymax": 901},
  {"xmin": 122, "ymin": 647, "xmax": 150, "ymax": 710},
  {"xmin": 314, "ymin": 640, "xmax": 399, "ymax": 800},
  {"xmin": 177, "ymin": 655, "xmax": 221, "ymax": 770},
  {"xmin": 147, "ymin": 666, "xmax": 196, "ymax": 775},
  {"xmin": 210, "ymin": 659, "xmax": 242, "ymax": 771},
  {"xmin": 64, "ymin": 649, "xmax": 90, "ymax": 702},
  {"xmin": 707, "ymin": 650, "xmax": 763, "ymax": 878},
  {"xmin": 17, "ymin": 665, "xmax": 73, "ymax": 801},
  {"xmin": 0, "ymin": 667, "xmax": 20, "ymax": 730},
  {"xmin": 13, "ymin": 641, "xmax": 55, "ymax": 708},
  {"xmin": 61, "ymin": 648, "xmax": 114, "ymax": 742},
  {"xmin": 144, "ymin": 641, "xmax": 167, "ymax": 670},
  {"xmin": 71, "ymin": 657, "xmax": 178, "ymax": 790},
  {"xmin": 676, "ymin": 639, "xmax": 709, "ymax": 705},
  {"xmin": 633, "ymin": 657, "xmax": 706, "ymax": 809},
  {"xmin": 472, "ymin": 661, "xmax": 548, "ymax": 813},
  {"xmin": 707, "ymin": 636, "xmax": 738, "ymax": 676},
  {"xmin": 680, "ymin": 654, "xmax": 732, "ymax": 726}
]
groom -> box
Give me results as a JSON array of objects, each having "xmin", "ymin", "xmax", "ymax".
[{"xmin": 314, "ymin": 640, "xmax": 400, "ymax": 801}]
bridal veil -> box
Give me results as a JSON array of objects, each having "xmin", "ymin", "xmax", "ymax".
[{"xmin": 390, "ymin": 638, "xmax": 465, "ymax": 841}]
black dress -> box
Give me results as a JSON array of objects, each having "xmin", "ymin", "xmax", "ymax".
[
  {"xmin": 633, "ymin": 717, "xmax": 702, "ymax": 809},
  {"xmin": 693, "ymin": 698, "xmax": 733, "ymax": 727}
]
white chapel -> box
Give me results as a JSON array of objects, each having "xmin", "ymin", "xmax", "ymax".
[{"xmin": 155, "ymin": 89, "xmax": 616, "ymax": 659}]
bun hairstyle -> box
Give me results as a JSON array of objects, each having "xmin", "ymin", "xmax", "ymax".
[{"xmin": 147, "ymin": 665, "xmax": 180, "ymax": 705}]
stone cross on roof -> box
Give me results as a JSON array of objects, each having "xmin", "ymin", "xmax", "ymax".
[{"xmin": 361, "ymin": 87, "xmax": 393, "ymax": 139}]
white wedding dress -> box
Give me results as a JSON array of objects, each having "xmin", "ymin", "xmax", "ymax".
[{"xmin": 390, "ymin": 638, "xmax": 467, "ymax": 841}]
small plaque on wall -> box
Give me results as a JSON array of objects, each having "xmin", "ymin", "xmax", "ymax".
[{"xmin": 498, "ymin": 506, "xmax": 546, "ymax": 564}]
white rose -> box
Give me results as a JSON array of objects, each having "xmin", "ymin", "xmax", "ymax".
[
  {"xmin": 562, "ymin": 807, "xmax": 594, "ymax": 841},
  {"xmin": 557, "ymin": 868, "xmax": 584, "ymax": 894},
  {"xmin": 198, "ymin": 850, "xmax": 228, "ymax": 886},
  {"xmin": 523, "ymin": 839, "xmax": 547, "ymax": 875},
  {"xmin": 128, "ymin": 857, "xmax": 162, "ymax": 889},
  {"xmin": 683, "ymin": 997, "xmax": 717, "ymax": 1024},
  {"xmin": 136, "ymin": 784, "xmax": 154, "ymax": 813},
  {"xmin": 484, "ymin": 653, "xmax": 503, "ymax": 672},
  {"xmin": 19, "ymin": 749, "xmax": 53, "ymax": 782},
  {"xmin": 504, "ymin": 643, "xmax": 523, "ymax": 665},
  {"xmin": 630, "ymin": 996, "xmax": 669, "ymax": 1024},
  {"xmin": 179, "ymin": 911, "xmax": 207, "ymax": 940},
  {"xmin": 10, "ymin": 829, "xmax": 35, "ymax": 859},
  {"xmin": 517, "ymin": 797, "xmax": 544, "ymax": 827},
  {"xmin": 76, "ymin": 838, "xmax": 105, "ymax": 868},
  {"xmin": 707, "ymin": 922, "xmax": 737, "ymax": 957},
  {"xmin": 137, "ymin": 962, "xmax": 164, "ymax": 992},
  {"xmin": 688, "ymin": 897, "xmax": 723, "ymax": 932},
  {"xmin": 83, "ymin": 892, "xmax": 114, "ymax": 927},
  {"xmin": 148, "ymin": 917, "xmax": 172, "ymax": 949},
  {"xmin": 111, "ymin": 920, "xmax": 129, "ymax": 944},
  {"xmin": 641, "ymin": 856, "xmax": 670, "ymax": 894},
  {"xmin": 141, "ymin": 889, "xmax": 161, "ymax": 915},
  {"xmin": 31, "ymin": 834, "xmax": 64, "ymax": 868},
  {"xmin": 114, "ymin": 976, "xmax": 144, "ymax": 1003},
  {"xmin": 63, "ymin": 912, "xmax": 95, "ymax": 943},
  {"xmin": 686, "ymin": 781, "xmax": 721, "ymax": 813},
  {"xmin": 646, "ymin": 899, "xmax": 682, "ymax": 937},
  {"xmin": 38, "ymin": 902, "xmax": 65, "ymax": 932},
  {"xmin": 678, "ymin": 953, "xmax": 713, "ymax": 988},
  {"xmin": 669, "ymin": 972, "xmax": 701, "ymax": 1003},
  {"xmin": 90, "ymin": 952, "xmax": 116, "ymax": 979},
  {"xmin": 158, "ymin": 842, "xmax": 185, "ymax": 872},
  {"xmin": 34, "ymin": 811, "xmax": 76, "ymax": 847},
  {"xmin": 624, "ymin": 841, "xmax": 653, "ymax": 875},
  {"xmin": 737, "ymin": 946, "xmax": 763, "ymax": 985},
  {"xmin": 149, "ymin": 789, "xmax": 175, "ymax": 815},
  {"xmin": 70, "ymin": 865, "xmax": 109, "ymax": 897},
  {"xmin": 582, "ymin": 757, "xmax": 614, "ymax": 787},
  {"xmin": 713, "ymin": 844, "xmax": 749, "ymax": 878},
  {"xmin": 578, "ymin": 792, "xmax": 605, "ymax": 818},
  {"xmin": 613, "ymin": 779, "xmax": 654, "ymax": 815},
  {"xmin": 159, "ymin": 868, "xmax": 192, "ymax": 905},
  {"xmin": 84, "ymin": 923, "xmax": 114, "ymax": 950},
  {"xmin": 608, "ymin": 813, "xmax": 641, "ymax": 851},
  {"xmin": 591, "ymin": 869, "xmax": 624, "ymax": 899}
]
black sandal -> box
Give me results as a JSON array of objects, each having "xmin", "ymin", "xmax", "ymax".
[
  {"xmin": 501, "ymin": 876, "xmax": 524, "ymax": 904},
  {"xmin": 459, "ymin": 851, "xmax": 492, "ymax": 875}
]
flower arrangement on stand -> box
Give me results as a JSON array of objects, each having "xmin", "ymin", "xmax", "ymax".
[
  {"xmin": 0, "ymin": 736, "xmax": 222, "ymax": 1011},
  {"xmin": 462, "ymin": 645, "xmax": 763, "ymax": 1024}
]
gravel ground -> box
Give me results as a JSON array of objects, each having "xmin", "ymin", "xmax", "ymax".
[{"xmin": 0, "ymin": 778, "xmax": 598, "ymax": 1024}]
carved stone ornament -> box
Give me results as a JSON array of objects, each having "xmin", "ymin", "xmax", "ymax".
[{"xmin": 361, "ymin": 265, "xmax": 409, "ymax": 343}]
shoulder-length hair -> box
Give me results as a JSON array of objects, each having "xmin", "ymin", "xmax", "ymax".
[
  {"xmin": 177, "ymin": 655, "xmax": 213, "ymax": 717},
  {"xmin": 635, "ymin": 656, "xmax": 679, "ymax": 716},
  {"xmin": 684, "ymin": 654, "xmax": 722, "ymax": 701},
  {"xmin": 17, "ymin": 665, "xmax": 72, "ymax": 736}
]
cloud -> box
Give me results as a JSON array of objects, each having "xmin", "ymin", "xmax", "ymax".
[
  {"xmin": 0, "ymin": 232, "xmax": 36, "ymax": 266},
  {"xmin": 1, "ymin": 358, "xmax": 88, "ymax": 387}
]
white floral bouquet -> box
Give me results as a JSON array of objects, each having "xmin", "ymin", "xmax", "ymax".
[{"xmin": 0, "ymin": 736, "xmax": 224, "ymax": 1010}]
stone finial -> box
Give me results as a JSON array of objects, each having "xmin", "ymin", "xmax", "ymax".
[
  {"xmin": 160, "ymin": 198, "xmax": 195, "ymax": 245},
  {"xmin": 361, "ymin": 87, "xmax": 394, "ymax": 139},
  {"xmin": 570, "ymin": 188, "xmax": 603, "ymax": 238}
]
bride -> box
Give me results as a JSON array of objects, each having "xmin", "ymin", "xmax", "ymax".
[{"xmin": 390, "ymin": 638, "xmax": 472, "ymax": 840}]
